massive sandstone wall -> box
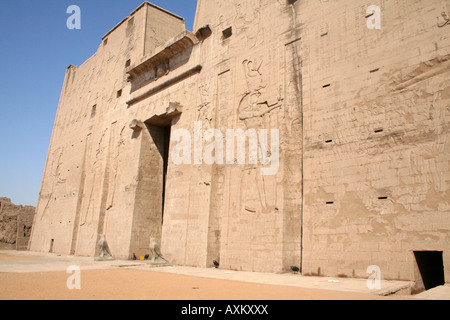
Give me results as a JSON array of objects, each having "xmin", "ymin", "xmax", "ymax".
[
  {"xmin": 296, "ymin": 0, "xmax": 450, "ymax": 281},
  {"xmin": 191, "ymin": 0, "xmax": 450, "ymax": 280},
  {"xmin": 158, "ymin": 0, "xmax": 303, "ymax": 272},
  {"xmin": 30, "ymin": 0, "xmax": 304, "ymax": 273},
  {"xmin": 30, "ymin": 0, "xmax": 450, "ymax": 281},
  {"xmin": 29, "ymin": 3, "xmax": 186, "ymax": 258}
]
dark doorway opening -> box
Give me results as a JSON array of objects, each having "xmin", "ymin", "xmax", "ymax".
[
  {"xmin": 145, "ymin": 123, "xmax": 171, "ymax": 225},
  {"xmin": 128, "ymin": 122, "xmax": 172, "ymax": 257},
  {"xmin": 414, "ymin": 251, "xmax": 445, "ymax": 291},
  {"xmin": 161, "ymin": 125, "xmax": 171, "ymax": 224},
  {"xmin": 145, "ymin": 105, "xmax": 181, "ymax": 226}
]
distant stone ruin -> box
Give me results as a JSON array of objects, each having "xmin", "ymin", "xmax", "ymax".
[{"xmin": 0, "ymin": 198, "xmax": 35, "ymax": 250}]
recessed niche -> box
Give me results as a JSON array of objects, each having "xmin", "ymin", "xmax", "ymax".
[
  {"xmin": 222, "ymin": 27, "xmax": 232, "ymax": 40},
  {"xmin": 91, "ymin": 104, "xmax": 97, "ymax": 117}
]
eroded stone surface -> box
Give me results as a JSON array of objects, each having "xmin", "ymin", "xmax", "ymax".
[{"xmin": 29, "ymin": 1, "xmax": 450, "ymax": 282}]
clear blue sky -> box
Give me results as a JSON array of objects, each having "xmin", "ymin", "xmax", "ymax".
[{"xmin": 0, "ymin": 0, "xmax": 197, "ymax": 206}]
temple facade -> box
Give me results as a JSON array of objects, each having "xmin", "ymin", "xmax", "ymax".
[{"xmin": 30, "ymin": 0, "xmax": 450, "ymax": 289}]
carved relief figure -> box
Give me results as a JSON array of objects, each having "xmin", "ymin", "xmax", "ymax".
[
  {"xmin": 40, "ymin": 148, "xmax": 65, "ymax": 221},
  {"xmin": 106, "ymin": 125, "xmax": 126, "ymax": 211},
  {"xmin": 238, "ymin": 59, "xmax": 281, "ymax": 214},
  {"xmin": 239, "ymin": 59, "xmax": 282, "ymax": 128},
  {"xmin": 197, "ymin": 83, "xmax": 213, "ymax": 125},
  {"xmin": 234, "ymin": 3, "xmax": 264, "ymax": 48},
  {"xmin": 80, "ymin": 129, "xmax": 108, "ymax": 227}
]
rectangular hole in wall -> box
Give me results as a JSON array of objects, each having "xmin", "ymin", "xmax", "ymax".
[
  {"xmin": 323, "ymin": 84, "xmax": 331, "ymax": 88},
  {"xmin": 374, "ymin": 128, "xmax": 384, "ymax": 133},
  {"xmin": 414, "ymin": 251, "xmax": 445, "ymax": 291},
  {"xmin": 91, "ymin": 104, "xmax": 97, "ymax": 117},
  {"xmin": 125, "ymin": 59, "xmax": 131, "ymax": 68},
  {"xmin": 378, "ymin": 196, "xmax": 388, "ymax": 200},
  {"xmin": 49, "ymin": 239, "xmax": 54, "ymax": 253},
  {"xmin": 222, "ymin": 27, "xmax": 232, "ymax": 40},
  {"xmin": 370, "ymin": 68, "xmax": 380, "ymax": 73},
  {"xmin": 325, "ymin": 139, "xmax": 333, "ymax": 144},
  {"xmin": 321, "ymin": 32, "xmax": 328, "ymax": 37},
  {"xmin": 103, "ymin": 38, "xmax": 108, "ymax": 46},
  {"xmin": 326, "ymin": 201, "xmax": 334, "ymax": 205},
  {"xmin": 365, "ymin": 12, "xmax": 374, "ymax": 18},
  {"xmin": 117, "ymin": 89, "xmax": 122, "ymax": 98}
]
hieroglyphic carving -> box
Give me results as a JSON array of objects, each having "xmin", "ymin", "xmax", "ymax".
[{"xmin": 234, "ymin": 3, "xmax": 265, "ymax": 48}]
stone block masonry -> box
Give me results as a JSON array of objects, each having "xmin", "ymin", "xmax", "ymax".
[
  {"xmin": 0, "ymin": 198, "xmax": 35, "ymax": 250},
  {"xmin": 30, "ymin": 0, "xmax": 449, "ymax": 286}
]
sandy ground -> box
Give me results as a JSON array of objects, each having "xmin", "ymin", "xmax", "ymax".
[
  {"xmin": 0, "ymin": 250, "xmax": 410, "ymax": 301},
  {"xmin": 3, "ymin": 252, "xmax": 437, "ymax": 320},
  {"xmin": 0, "ymin": 252, "xmax": 47, "ymax": 262},
  {"xmin": 0, "ymin": 268, "xmax": 390, "ymax": 300}
]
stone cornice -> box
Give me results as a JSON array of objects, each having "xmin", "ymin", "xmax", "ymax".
[{"xmin": 126, "ymin": 31, "xmax": 199, "ymax": 79}]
